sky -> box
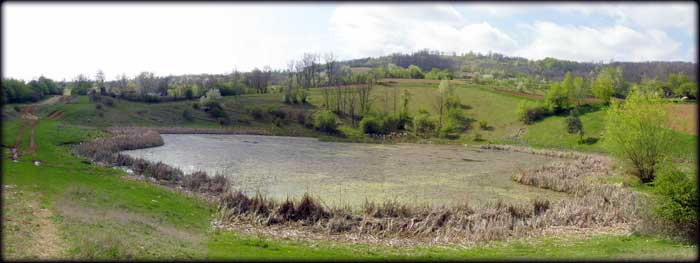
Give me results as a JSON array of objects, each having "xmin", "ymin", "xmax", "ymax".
[{"xmin": 2, "ymin": 2, "xmax": 697, "ymax": 81}]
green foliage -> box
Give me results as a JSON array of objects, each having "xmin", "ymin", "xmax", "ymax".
[
  {"xmin": 360, "ymin": 115, "xmax": 383, "ymax": 134},
  {"xmin": 204, "ymin": 101, "xmax": 228, "ymax": 119},
  {"xmin": 407, "ymin": 65, "xmax": 424, "ymax": 79},
  {"xmin": 313, "ymin": 110, "xmax": 338, "ymax": 133},
  {"xmin": 182, "ymin": 108, "xmax": 194, "ymax": 122},
  {"xmin": 604, "ymin": 87, "xmax": 673, "ymax": 183},
  {"xmin": 653, "ymin": 164, "xmax": 698, "ymax": 239},
  {"xmin": 412, "ymin": 109, "xmax": 437, "ymax": 138},
  {"xmin": 545, "ymin": 82, "xmax": 569, "ymax": 113},
  {"xmin": 424, "ymin": 68, "xmax": 453, "ymax": 80},
  {"xmin": 439, "ymin": 107, "xmax": 469, "ymax": 138},
  {"xmin": 517, "ymin": 100, "xmax": 549, "ymax": 124},
  {"xmin": 594, "ymin": 66, "xmax": 627, "ymax": 100},
  {"xmin": 572, "ymin": 76, "xmax": 589, "ymax": 106},
  {"xmin": 2, "ymin": 78, "xmax": 46, "ymax": 103},
  {"xmin": 565, "ymin": 109, "xmax": 584, "ymax": 142}
]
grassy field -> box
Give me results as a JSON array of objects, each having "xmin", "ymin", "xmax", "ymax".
[{"xmin": 2, "ymin": 111, "xmax": 695, "ymax": 260}]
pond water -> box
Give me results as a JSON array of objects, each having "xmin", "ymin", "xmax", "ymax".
[{"xmin": 122, "ymin": 134, "xmax": 566, "ymax": 207}]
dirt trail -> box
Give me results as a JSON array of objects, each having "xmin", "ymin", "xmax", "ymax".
[
  {"xmin": 29, "ymin": 193, "xmax": 67, "ymax": 259},
  {"xmin": 3, "ymin": 187, "xmax": 67, "ymax": 260},
  {"xmin": 10, "ymin": 96, "xmax": 63, "ymax": 158}
]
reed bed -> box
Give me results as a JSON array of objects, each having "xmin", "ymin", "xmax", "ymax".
[{"xmin": 72, "ymin": 127, "xmax": 230, "ymax": 196}]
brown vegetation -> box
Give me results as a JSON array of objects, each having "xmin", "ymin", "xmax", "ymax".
[{"xmin": 72, "ymin": 128, "xmax": 230, "ymax": 196}]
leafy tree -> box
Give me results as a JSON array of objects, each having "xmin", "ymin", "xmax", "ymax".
[
  {"xmin": 572, "ymin": 76, "xmax": 589, "ymax": 106},
  {"xmin": 676, "ymin": 81, "xmax": 697, "ymax": 99},
  {"xmin": 407, "ymin": 65, "xmax": 424, "ymax": 79},
  {"xmin": 545, "ymin": 82, "xmax": 569, "ymax": 113},
  {"xmin": 604, "ymin": 87, "xmax": 673, "ymax": 183},
  {"xmin": 592, "ymin": 70, "xmax": 615, "ymax": 103},
  {"xmin": 360, "ymin": 115, "xmax": 383, "ymax": 134}
]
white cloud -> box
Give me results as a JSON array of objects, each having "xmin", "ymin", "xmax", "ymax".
[
  {"xmin": 515, "ymin": 22, "xmax": 685, "ymax": 62},
  {"xmin": 330, "ymin": 4, "xmax": 518, "ymax": 58},
  {"xmin": 555, "ymin": 3, "xmax": 696, "ymax": 32}
]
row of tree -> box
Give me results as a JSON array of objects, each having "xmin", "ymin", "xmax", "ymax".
[{"xmin": 2, "ymin": 76, "xmax": 62, "ymax": 104}]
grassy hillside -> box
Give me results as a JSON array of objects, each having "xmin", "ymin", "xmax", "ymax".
[
  {"xmin": 6, "ymin": 79, "xmax": 694, "ymax": 162},
  {"xmin": 2, "ymin": 118, "xmax": 695, "ymax": 260}
]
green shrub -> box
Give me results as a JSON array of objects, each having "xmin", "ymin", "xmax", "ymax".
[
  {"xmin": 192, "ymin": 102, "xmax": 200, "ymax": 110},
  {"xmin": 653, "ymin": 164, "xmax": 697, "ymax": 239},
  {"xmin": 204, "ymin": 101, "xmax": 227, "ymax": 119},
  {"xmin": 517, "ymin": 100, "xmax": 549, "ymax": 124},
  {"xmin": 479, "ymin": 120, "xmax": 488, "ymax": 130},
  {"xmin": 267, "ymin": 107, "xmax": 286, "ymax": 120},
  {"xmin": 383, "ymin": 115, "xmax": 401, "ymax": 133},
  {"xmin": 360, "ymin": 115, "xmax": 383, "ymax": 134},
  {"xmin": 313, "ymin": 110, "xmax": 338, "ymax": 133},
  {"xmin": 182, "ymin": 108, "xmax": 194, "ymax": 122},
  {"xmin": 605, "ymin": 88, "xmax": 673, "ymax": 183},
  {"xmin": 413, "ymin": 109, "xmax": 437, "ymax": 138},
  {"xmin": 237, "ymin": 115, "xmax": 251, "ymax": 124},
  {"xmin": 249, "ymin": 107, "xmax": 265, "ymax": 120}
]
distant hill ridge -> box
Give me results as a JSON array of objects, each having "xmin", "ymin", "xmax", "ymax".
[{"xmin": 340, "ymin": 49, "xmax": 697, "ymax": 83}]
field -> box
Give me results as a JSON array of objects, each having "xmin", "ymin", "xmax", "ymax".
[{"xmin": 2, "ymin": 78, "xmax": 697, "ymax": 260}]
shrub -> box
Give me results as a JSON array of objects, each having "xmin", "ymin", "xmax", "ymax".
[
  {"xmin": 565, "ymin": 110, "xmax": 584, "ymax": 142},
  {"xmin": 182, "ymin": 109, "xmax": 194, "ymax": 122},
  {"xmin": 204, "ymin": 101, "xmax": 228, "ymax": 119},
  {"xmin": 517, "ymin": 101, "xmax": 549, "ymax": 124},
  {"xmin": 95, "ymin": 104, "xmax": 103, "ymax": 110},
  {"xmin": 312, "ymin": 110, "xmax": 338, "ymax": 133},
  {"xmin": 237, "ymin": 115, "xmax": 251, "ymax": 124},
  {"xmin": 653, "ymin": 164, "xmax": 697, "ymax": 239},
  {"xmin": 249, "ymin": 107, "xmax": 265, "ymax": 120},
  {"xmin": 479, "ymin": 120, "xmax": 488, "ymax": 130},
  {"xmin": 413, "ymin": 109, "xmax": 437, "ymax": 138},
  {"xmin": 382, "ymin": 115, "xmax": 400, "ymax": 133},
  {"xmin": 192, "ymin": 102, "xmax": 200, "ymax": 110},
  {"xmin": 295, "ymin": 111, "xmax": 307, "ymax": 125},
  {"xmin": 439, "ymin": 108, "xmax": 469, "ymax": 139},
  {"xmin": 102, "ymin": 97, "xmax": 115, "ymax": 107},
  {"xmin": 267, "ymin": 107, "xmax": 286, "ymax": 120},
  {"xmin": 360, "ymin": 115, "xmax": 383, "ymax": 134},
  {"xmin": 605, "ymin": 88, "xmax": 673, "ymax": 183},
  {"xmin": 473, "ymin": 132, "xmax": 483, "ymax": 142}
]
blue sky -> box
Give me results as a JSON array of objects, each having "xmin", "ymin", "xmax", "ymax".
[{"xmin": 2, "ymin": 2, "xmax": 696, "ymax": 81}]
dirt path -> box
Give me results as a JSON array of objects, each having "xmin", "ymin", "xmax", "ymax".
[
  {"xmin": 2, "ymin": 186, "xmax": 67, "ymax": 260},
  {"xmin": 10, "ymin": 96, "xmax": 64, "ymax": 158}
]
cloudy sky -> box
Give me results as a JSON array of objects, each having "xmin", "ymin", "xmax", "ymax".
[{"xmin": 2, "ymin": 2, "xmax": 697, "ymax": 81}]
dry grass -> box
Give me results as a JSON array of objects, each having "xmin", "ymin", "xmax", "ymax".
[
  {"xmin": 213, "ymin": 144, "xmax": 643, "ymax": 246},
  {"xmin": 72, "ymin": 128, "xmax": 231, "ymax": 197}
]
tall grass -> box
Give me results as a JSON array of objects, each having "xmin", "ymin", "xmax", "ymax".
[{"xmin": 72, "ymin": 128, "xmax": 230, "ymax": 196}]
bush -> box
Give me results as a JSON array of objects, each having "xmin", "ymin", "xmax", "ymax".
[
  {"xmin": 479, "ymin": 120, "xmax": 488, "ymax": 130},
  {"xmin": 295, "ymin": 111, "xmax": 307, "ymax": 125},
  {"xmin": 182, "ymin": 109, "xmax": 194, "ymax": 122},
  {"xmin": 382, "ymin": 115, "xmax": 400, "ymax": 133},
  {"xmin": 413, "ymin": 109, "xmax": 437, "ymax": 138},
  {"xmin": 192, "ymin": 102, "xmax": 200, "ymax": 110},
  {"xmin": 605, "ymin": 88, "xmax": 673, "ymax": 183},
  {"xmin": 267, "ymin": 107, "xmax": 286, "ymax": 120},
  {"xmin": 102, "ymin": 97, "xmax": 115, "ymax": 107},
  {"xmin": 360, "ymin": 115, "xmax": 383, "ymax": 134},
  {"xmin": 249, "ymin": 107, "xmax": 265, "ymax": 120},
  {"xmin": 204, "ymin": 101, "xmax": 228, "ymax": 119},
  {"xmin": 313, "ymin": 110, "xmax": 338, "ymax": 133},
  {"xmin": 653, "ymin": 164, "xmax": 697, "ymax": 239},
  {"xmin": 517, "ymin": 101, "xmax": 549, "ymax": 124},
  {"xmin": 95, "ymin": 104, "xmax": 103, "ymax": 110},
  {"xmin": 237, "ymin": 115, "xmax": 252, "ymax": 124}
]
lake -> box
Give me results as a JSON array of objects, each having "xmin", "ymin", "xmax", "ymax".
[{"xmin": 122, "ymin": 134, "xmax": 566, "ymax": 207}]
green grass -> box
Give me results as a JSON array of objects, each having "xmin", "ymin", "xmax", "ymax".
[{"xmin": 207, "ymin": 231, "xmax": 695, "ymax": 261}]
